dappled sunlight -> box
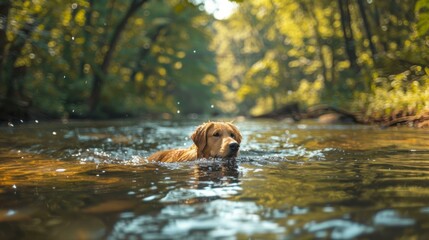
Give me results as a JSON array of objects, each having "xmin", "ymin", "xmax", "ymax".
[
  {"xmin": 110, "ymin": 200, "xmax": 285, "ymax": 239},
  {"xmin": 1, "ymin": 119, "xmax": 429, "ymax": 238},
  {"xmin": 1, "ymin": 0, "xmax": 428, "ymax": 124},
  {"xmin": 0, "ymin": 150, "xmax": 155, "ymax": 187},
  {"xmin": 211, "ymin": 0, "xmax": 429, "ymax": 122},
  {"xmin": 1, "ymin": 0, "xmax": 429, "ymax": 238}
]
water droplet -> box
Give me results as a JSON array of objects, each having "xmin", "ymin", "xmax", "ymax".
[
  {"xmin": 7, "ymin": 122, "xmax": 14, "ymax": 127},
  {"xmin": 6, "ymin": 210, "xmax": 16, "ymax": 216},
  {"xmin": 52, "ymin": 131, "xmax": 57, "ymax": 135}
]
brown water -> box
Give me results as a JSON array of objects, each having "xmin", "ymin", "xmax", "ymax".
[{"xmin": 1, "ymin": 118, "xmax": 429, "ymax": 239}]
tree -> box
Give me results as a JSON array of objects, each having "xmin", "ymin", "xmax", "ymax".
[
  {"xmin": 357, "ymin": 0, "xmax": 377, "ymax": 62},
  {"xmin": 1, "ymin": 1, "xmax": 40, "ymax": 100},
  {"xmin": 88, "ymin": 0, "xmax": 149, "ymax": 116},
  {"xmin": 0, "ymin": 1, "xmax": 11, "ymax": 80},
  {"xmin": 0, "ymin": 0, "xmax": 218, "ymax": 120},
  {"xmin": 338, "ymin": 0, "xmax": 360, "ymax": 72}
]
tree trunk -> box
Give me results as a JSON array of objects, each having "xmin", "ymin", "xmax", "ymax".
[
  {"xmin": 4, "ymin": 19, "xmax": 38, "ymax": 99},
  {"xmin": 0, "ymin": 0, "xmax": 11, "ymax": 88},
  {"xmin": 330, "ymin": 45, "xmax": 336, "ymax": 86},
  {"xmin": 338, "ymin": 0, "xmax": 360, "ymax": 72},
  {"xmin": 79, "ymin": 0, "xmax": 94, "ymax": 78},
  {"xmin": 357, "ymin": 0, "xmax": 377, "ymax": 62},
  {"xmin": 370, "ymin": 4, "xmax": 388, "ymax": 52},
  {"xmin": 299, "ymin": 2, "xmax": 328, "ymax": 83},
  {"xmin": 130, "ymin": 25, "xmax": 165, "ymax": 82},
  {"xmin": 88, "ymin": 0, "xmax": 149, "ymax": 116},
  {"xmin": 62, "ymin": 7, "xmax": 80, "ymax": 73}
]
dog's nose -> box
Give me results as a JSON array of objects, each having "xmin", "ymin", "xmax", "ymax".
[{"xmin": 229, "ymin": 142, "xmax": 240, "ymax": 152}]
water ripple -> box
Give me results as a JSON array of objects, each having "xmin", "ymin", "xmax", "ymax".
[
  {"xmin": 109, "ymin": 200, "xmax": 285, "ymax": 239},
  {"xmin": 161, "ymin": 186, "xmax": 242, "ymax": 203},
  {"xmin": 373, "ymin": 209, "xmax": 416, "ymax": 226},
  {"xmin": 304, "ymin": 219, "xmax": 374, "ymax": 239}
]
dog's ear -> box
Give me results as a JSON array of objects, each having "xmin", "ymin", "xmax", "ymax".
[
  {"xmin": 191, "ymin": 122, "xmax": 213, "ymax": 158},
  {"xmin": 227, "ymin": 122, "xmax": 242, "ymax": 143}
]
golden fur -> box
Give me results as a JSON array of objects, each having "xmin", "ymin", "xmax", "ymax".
[{"xmin": 147, "ymin": 122, "xmax": 242, "ymax": 162}]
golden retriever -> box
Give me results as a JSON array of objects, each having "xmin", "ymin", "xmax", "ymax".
[{"xmin": 147, "ymin": 121, "xmax": 242, "ymax": 162}]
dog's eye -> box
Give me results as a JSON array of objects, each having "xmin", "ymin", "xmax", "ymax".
[
  {"xmin": 213, "ymin": 132, "xmax": 220, "ymax": 137},
  {"xmin": 230, "ymin": 133, "xmax": 235, "ymax": 138}
]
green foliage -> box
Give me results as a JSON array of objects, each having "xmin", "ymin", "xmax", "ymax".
[
  {"xmin": 351, "ymin": 0, "xmax": 429, "ymax": 122},
  {"xmin": 1, "ymin": 0, "xmax": 429, "ymax": 123},
  {"xmin": 354, "ymin": 66, "xmax": 429, "ymax": 121},
  {"xmin": 416, "ymin": 0, "xmax": 429, "ymax": 36},
  {"xmin": 213, "ymin": 0, "xmax": 429, "ymax": 122},
  {"xmin": 0, "ymin": 0, "xmax": 217, "ymax": 119}
]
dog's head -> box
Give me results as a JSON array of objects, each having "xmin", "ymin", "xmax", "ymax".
[{"xmin": 191, "ymin": 121, "xmax": 242, "ymax": 159}]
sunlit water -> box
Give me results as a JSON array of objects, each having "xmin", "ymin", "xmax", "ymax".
[{"xmin": 1, "ymin": 118, "xmax": 429, "ymax": 239}]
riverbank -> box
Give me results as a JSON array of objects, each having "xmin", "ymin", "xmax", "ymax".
[
  {"xmin": 252, "ymin": 103, "xmax": 429, "ymax": 128},
  {"xmin": 2, "ymin": 96, "xmax": 429, "ymax": 128}
]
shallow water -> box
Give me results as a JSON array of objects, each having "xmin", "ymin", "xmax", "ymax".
[{"xmin": 1, "ymin": 118, "xmax": 429, "ymax": 239}]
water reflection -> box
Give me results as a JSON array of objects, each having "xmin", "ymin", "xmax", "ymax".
[
  {"xmin": 1, "ymin": 119, "xmax": 429, "ymax": 239},
  {"xmin": 162, "ymin": 160, "xmax": 241, "ymax": 204},
  {"xmin": 304, "ymin": 219, "xmax": 374, "ymax": 239},
  {"xmin": 110, "ymin": 200, "xmax": 285, "ymax": 239},
  {"xmin": 373, "ymin": 209, "xmax": 415, "ymax": 226}
]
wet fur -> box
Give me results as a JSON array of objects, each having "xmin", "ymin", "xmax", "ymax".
[{"xmin": 147, "ymin": 122, "xmax": 242, "ymax": 162}]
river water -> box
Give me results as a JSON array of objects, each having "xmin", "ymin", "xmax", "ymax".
[{"xmin": 1, "ymin": 118, "xmax": 429, "ymax": 239}]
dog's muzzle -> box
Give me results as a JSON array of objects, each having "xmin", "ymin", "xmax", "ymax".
[{"xmin": 228, "ymin": 142, "xmax": 240, "ymax": 155}]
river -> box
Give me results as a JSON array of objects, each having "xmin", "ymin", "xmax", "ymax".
[{"xmin": 1, "ymin": 118, "xmax": 429, "ymax": 239}]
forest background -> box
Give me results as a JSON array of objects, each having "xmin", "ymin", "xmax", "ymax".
[{"xmin": 1, "ymin": 0, "xmax": 428, "ymax": 126}]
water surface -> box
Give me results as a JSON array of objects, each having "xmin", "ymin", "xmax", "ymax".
[{"xmin": 1, "ymin": 118, "xmax": 429, "ymax": 239}]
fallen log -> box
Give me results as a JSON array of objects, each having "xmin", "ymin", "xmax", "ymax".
[{"xmin": 253, "ymin": 103, "xmax": 363, "ymax": 124}]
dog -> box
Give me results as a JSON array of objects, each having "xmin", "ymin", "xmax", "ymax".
[{"xmin": 147, "ymin": 121, "xmax": 242, "ymax": 162}]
